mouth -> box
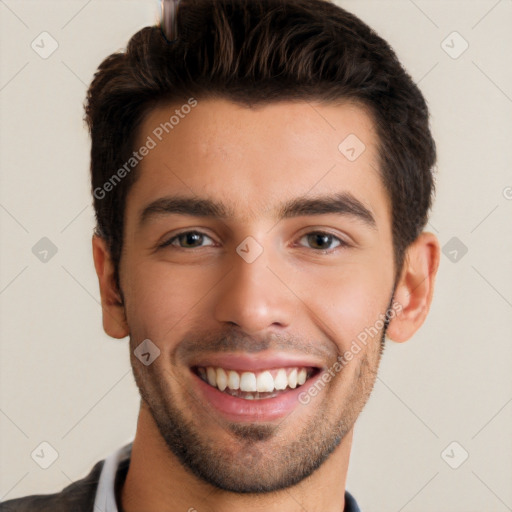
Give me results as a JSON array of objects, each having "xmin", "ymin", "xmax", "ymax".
[
  {"xmin": 192, "ymin": 365, "xmax": 320, "ymax": 400},
  {"xmin": 188, "ymin": 357, "xmax": 325, "ymax": 422}
]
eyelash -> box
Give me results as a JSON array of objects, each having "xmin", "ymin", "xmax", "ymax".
[{"xmin": 157, "ymin": 230, "xmax": 350, "ymax": 254}]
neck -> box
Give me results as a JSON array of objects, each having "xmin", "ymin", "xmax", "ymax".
[{"xmin": 120, "ymin": 403, "xmax": 352, "ymax": 512}]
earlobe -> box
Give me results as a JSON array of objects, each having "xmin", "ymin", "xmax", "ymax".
[
  {"xmin": 92, "ymin": 235, "xmax": 130, "ymax": 339},
  {"xmin": 386, "ymin": 232, "xmax": 440, "ymax": 343}
]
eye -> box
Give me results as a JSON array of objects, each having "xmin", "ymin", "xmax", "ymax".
[
  {"xmin": 159, "ymin": 230, "xmax": 215, "ymax": 250},
  {"xmin": 297, "ymin": 231, "xmax": 348, "ymax": 252},
  {"xmin": 157, "ymin": 229, "xmax": 349, "ymax": 253}
]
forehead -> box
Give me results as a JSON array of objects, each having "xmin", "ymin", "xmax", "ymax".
[{"xmin": 128, "ymin": 98, "xmax": 390, "ymax": 227}]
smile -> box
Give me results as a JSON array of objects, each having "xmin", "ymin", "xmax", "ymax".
[
  {"xmin": 193, "ymin": 366, "xmax": 318, "ymax": 400},
  {"xmin": 187, "ymin": 353, "xmax": 326, "ymax": 421}
]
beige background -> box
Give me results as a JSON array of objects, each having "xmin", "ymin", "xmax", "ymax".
[{"xmin": 1, "ymin": 1, "xmax": 511, "ymax": 511}]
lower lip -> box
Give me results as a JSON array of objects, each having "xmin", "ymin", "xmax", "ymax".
[{"xmin": 190, "ymin": 370, "xmax": 322, "ymax": 422}]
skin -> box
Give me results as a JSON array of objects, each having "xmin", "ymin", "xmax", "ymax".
[{"xmin": 92, "ymin": 98, "xmax": 440, "ymax": 512}]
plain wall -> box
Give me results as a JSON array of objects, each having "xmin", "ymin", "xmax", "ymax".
[{"xmin": 0, "ymin": 1, "xmax": 511, "ymax": 511}]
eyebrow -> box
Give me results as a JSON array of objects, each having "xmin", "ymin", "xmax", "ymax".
[{"xmin": 138, "ymin": 192, "xmax": 377, "ymax": 230}]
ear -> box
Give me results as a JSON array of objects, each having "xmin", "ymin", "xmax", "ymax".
[
  {"xmin": 386, "ymin": 232, "xmax": 440, "ymax": 343},
  {"xmin": 92, "ymin": 234, "xmax": 130, "ymax": 339}
]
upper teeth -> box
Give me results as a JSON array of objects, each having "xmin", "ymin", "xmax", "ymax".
[{"xmin": 198, "ymin": 366, "xmax": 309, "ymax": 392}]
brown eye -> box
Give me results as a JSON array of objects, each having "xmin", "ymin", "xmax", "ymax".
[
  {"xmin": 159, "ymin": 231, "xmax": 214, "ymax": 249},
  {"xmin": 298, "ymin": 231, "xmax": 347, "ymax": 252}
]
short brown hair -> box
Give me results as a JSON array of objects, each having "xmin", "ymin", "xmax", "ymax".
[{"xmin": 85, "ymin": 0, "xmax": 436, "ymax": 291}]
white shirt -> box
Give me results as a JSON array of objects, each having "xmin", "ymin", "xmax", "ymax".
[{"xmin": 93, "ymin": 441, "xmax": 133, "ymax": 512}]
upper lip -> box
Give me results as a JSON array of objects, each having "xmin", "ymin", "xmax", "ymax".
[{"xmin": 189, "ymin": 352, "xmax": 324, "ymax": 372}]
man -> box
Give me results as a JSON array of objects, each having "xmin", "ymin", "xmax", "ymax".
[{"xmin": 1, "ymin": 0, "xmax": 440, "ymax": 510}]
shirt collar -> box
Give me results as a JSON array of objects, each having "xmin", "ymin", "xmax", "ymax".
[{"xmin": 93, "ymin": 442, "xmax": 133, "ymax": 512}]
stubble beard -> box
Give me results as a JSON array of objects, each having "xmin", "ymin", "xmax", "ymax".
[{"xmin": 130, "ymin": 324, "xmax": 388, "ymax": 494}]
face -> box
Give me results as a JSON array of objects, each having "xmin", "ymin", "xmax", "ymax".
[{"xmin": 117, "ymin": 98, "xmax": 397, "ymax": 492}]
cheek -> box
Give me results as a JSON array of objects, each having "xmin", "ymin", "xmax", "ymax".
[
  {"xmin": 303, "ymin": 263, "xmax": 390, "ymax": 355},
  {"xmin": 122, "ymin": 260, "xmax": 211, "ymax": 343}
]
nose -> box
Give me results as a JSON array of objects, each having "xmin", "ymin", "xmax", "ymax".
[{"xmin": 213, "ymin": 246, "xmax": 294, "ymax": 335}]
